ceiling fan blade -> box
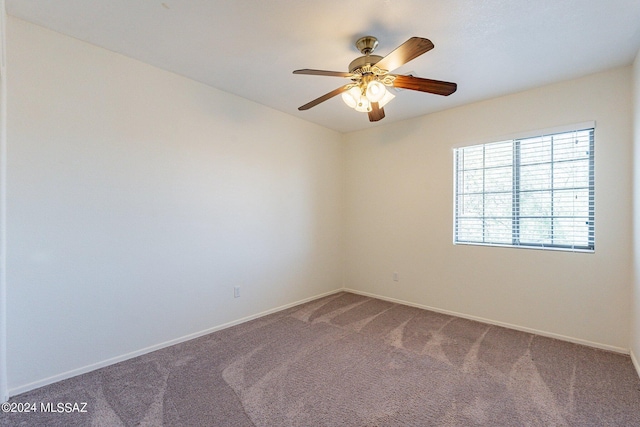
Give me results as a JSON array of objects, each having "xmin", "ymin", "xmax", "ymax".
[
  {"xmin": 298, "ymin": 85, "xmax": 353, "ymax": 110},
  {"xmin": 293, "ymin": 69, "xmax": 354, "ymax": 78},
  {"xmin": 374, "ymin": 37, "xmax": 434, "ymax": 72},
  {"xmin": 368, "ymin": 102, "xmax": 385, "ymax": 122},
  {"xmin": 392, "ymin": 75, "xmax": 457, "ymax": 96}
]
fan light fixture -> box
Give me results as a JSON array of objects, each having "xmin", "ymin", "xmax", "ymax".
[
  {"xmin": 354, "ymin": 96, "xmax": 371, "ymax": 113},
  {"xmin": 342, "ymin": 79, "xmax": 395, "ymax": 112},
  {"xmin": 293, "ymin": 36, "xmax": 457, "ymax": 123},
  {"xmin": 366, "ymin": 80, "xmax": 385, "ymax": 102},
  {"xmin": 377, "ymin": 89, "xmax": 395, "ymax": 108},
  {"xmin": 341, "ymin": 86, "xmax": 361, "ymax": 109}
]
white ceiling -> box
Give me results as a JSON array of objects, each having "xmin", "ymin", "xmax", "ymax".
[{"xmin": 7, "ymin": 0, "xmax": 640, "ymax": 133}]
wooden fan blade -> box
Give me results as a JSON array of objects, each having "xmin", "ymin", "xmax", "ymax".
[
  {"xmin": 368, "ymin": 102, "xmax": 385, "ymax": 122},
  {"xmin": 298, "ymin": 85, "xmax": 353, "ymax": 110},
  {"xmin": 374, "ymin": 37, "xmax": 434, "ymax": 72},
  {"xmin": 293, "ymin": 69, "xmax": 353, "ymax": 78},
  {"xmin": 392, "ymin": 75, "xmax": 457, "ymax": 96}
]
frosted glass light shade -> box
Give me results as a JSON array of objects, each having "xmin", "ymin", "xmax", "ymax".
[
  {"xmin": 341, "ymin": 87, "xmax": 361, "ymax": 109},
  {"xmin": 378, "ymin": 89, "xmax": 395, "ymax": 108},
  {"xmin": 366, "ymin": 80, "xmax": 386, "ymax": 103}
]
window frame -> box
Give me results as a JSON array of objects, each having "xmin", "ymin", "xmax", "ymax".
[{"xmin": 453, "ymin": 125, "xmax": 595, "ymax": 253}]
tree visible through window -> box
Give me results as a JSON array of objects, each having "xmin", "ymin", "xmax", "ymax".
[{"xmin": 454, "ymin": 127, "xmax": 594, "ymax": 251}]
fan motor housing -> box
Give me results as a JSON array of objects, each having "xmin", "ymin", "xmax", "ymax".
[{"xmin": 348, "ymin": 55, "xmax": 383, "ymax": 74}]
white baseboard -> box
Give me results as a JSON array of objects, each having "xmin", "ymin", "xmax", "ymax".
[
  {"xmin": 631, "ymin": 350, "xmax": 640, "ymax": 380},
  {"xmin": 343, "ymin": 288, "xmax": 630, "ymax": 355},
  {"xmin": 8, "ymin": 288, "xmax": 343, "ymax": 397}
]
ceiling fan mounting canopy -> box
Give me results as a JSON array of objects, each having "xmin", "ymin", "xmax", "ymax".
[
  {"xmin": 293, "ymin": 36, "xmax": 457, "ymax": 123},
  {"xmin": 355, "ymin": 36, "xmax": 379, "ymax": 55}
]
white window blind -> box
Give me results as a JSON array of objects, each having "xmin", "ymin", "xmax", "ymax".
[{"xmin": 454, "ymin": 127, "xmax": 594, "ymax": 252}]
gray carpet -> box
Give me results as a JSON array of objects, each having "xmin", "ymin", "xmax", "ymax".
[{"xmin": 2, "ymin": 292, "xmax": 640, "ymax": 426}]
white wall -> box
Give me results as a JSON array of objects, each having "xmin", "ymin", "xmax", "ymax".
[
  {"xmin": 0, "ymin": 0, "xmax": 7, "ymax": 403},
  {"xmin": 345, "ymin": 67, "xmax": 633, "ymax": 351},
  {"xmin": 632, "ymin": 51, "xmax": 640, "ymax": 371},
  {"xmin": 6, "ymin": 17, "xmax": 344, "ymax": 393}
]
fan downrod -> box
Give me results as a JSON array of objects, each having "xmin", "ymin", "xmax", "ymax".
[{"xmin": 349, "ymin": 36, "xmax": 383, "ymax": 73}]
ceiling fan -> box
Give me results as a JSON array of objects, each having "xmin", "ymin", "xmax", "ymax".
[{"xmin": 293, "ymin": 36, "xmax": 457, "ymax": 122}]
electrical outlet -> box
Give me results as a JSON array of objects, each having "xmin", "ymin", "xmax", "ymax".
[
  {"xmin": 393, "ymin": 272, "xmax": 399, "ymax": 282},
  {"xmin": 234, "ymin": 286, "xmax": 240, "ymax": 298}
]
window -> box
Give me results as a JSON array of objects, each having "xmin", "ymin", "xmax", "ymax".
[{"xmin": 454, "ymin": 126, "xmax": 594, "ymax": 252}]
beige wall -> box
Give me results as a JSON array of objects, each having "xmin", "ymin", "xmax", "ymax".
[
  {"xmin": 0, "ymin": 0, "xmax": 6, "ymax": 403},
  {"xmin": 632, "ymin": 51, "xmax": 640, "ymax": 371},
  {"xmin": 6, "ymin": 17, "xmax": 344, "ymax": 392},
  {"xmin": 345, "ymin": 67, "xmax": 633, "ymax": 351}
]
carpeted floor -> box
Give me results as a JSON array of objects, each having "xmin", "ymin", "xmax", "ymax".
[{"xmin": 2, "ymin": 292, "xmax": 640, "ymax": 426}]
